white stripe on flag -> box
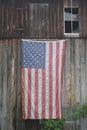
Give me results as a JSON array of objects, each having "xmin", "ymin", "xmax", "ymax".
[
  {"xmin": 24, "ymin": 68, "xmax": 28, "ymax": 119},
  {"xmin": 45, "ymin": 43, "xmax": 49, "ymax": 119},
  {"xmin": 38, "ymin": 69, "xmax": 42, "ymax": 119},
  {"xmin": 52, "ymin": 42, "xmax": 56, "ymax": 118},
  {"xmin": 31, "ymin": 69, "xmax": 35, "ymax": 119},
  {"xmin": 58, "ymin": 41, "xmax": 63, "ymax": 118}
]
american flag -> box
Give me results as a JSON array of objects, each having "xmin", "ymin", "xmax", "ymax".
[{"xmin": 21, "ymin": 40, "xmax": 66, "ymax": 119}]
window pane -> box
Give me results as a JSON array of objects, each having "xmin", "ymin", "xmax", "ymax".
[
  {"xmin": 73, "ymin": 21, "xmax": 79, "ymax": 33},
  {"xmin": 65, "ymin": 21, "xmax": 71, "ymax": 33},
  {"xmin": 64, "ymin": 8, "xmax": 71, "ymax": 21},
  {"xmin": 72, "ymin": 8, "xmax": 79, "ymax": 21},
  {"xmin": 65, "ymin": 8, "xmax": 71, "ymax": 13},
  {"xmin": 72, "ymin": 8, "xmax": 78, "ymax": 14},
  {"xmin": 64, "ymin": 8, "xmax": 79, "ymax": 34}
]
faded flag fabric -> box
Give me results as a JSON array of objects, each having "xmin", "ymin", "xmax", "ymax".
[{"xmin": 21, "ymin": 40, "xmax": 66, "ymax": 119}]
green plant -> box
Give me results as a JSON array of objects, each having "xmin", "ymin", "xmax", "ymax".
[
  {"xmin": 72, "ymin": 103, "xmax": 87, "ymax": 120},
  {"xmin": 43, "ymin": 114, "xmax": 66, "ymax": 130},
  {"xmin": 42, "ymin": 103, "xmax": 87, "ymax": 130}
]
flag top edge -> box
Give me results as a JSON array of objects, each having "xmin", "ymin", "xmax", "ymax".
[{"xmin": 21, "ymin": 39, "xmax": 67, "ymax": 43}]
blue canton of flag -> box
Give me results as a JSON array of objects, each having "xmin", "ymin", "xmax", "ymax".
[{"xmin": 22, "ymin": 41, "xmax": 46, "ymax": 68}]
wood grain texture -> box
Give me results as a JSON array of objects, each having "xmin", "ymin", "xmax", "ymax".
[
  {"xmin": 0, "ymin": 1, "xmax": 87, "ymax": 130},
  {"xmin": 0, "ymin": 1, "xmax": 87, "ymax": 38},
  {"xmin": 29, "ymin": 3, "xmax": 49, "ymax": 39},
  {"xmin": 0, "ymin": 38, "xmax": 87, "ymax": 130}
]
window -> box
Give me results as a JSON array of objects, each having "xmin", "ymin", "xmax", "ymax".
[{"xmin": 64, "ymin": 8, "xmax": 79, "ymax": 36}]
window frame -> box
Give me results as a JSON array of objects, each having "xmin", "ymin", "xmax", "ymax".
[{"xmin": 64, "ymin": 7, "xmax": 79, "ymax": 37}]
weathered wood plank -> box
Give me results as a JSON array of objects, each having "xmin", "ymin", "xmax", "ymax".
[
  {"xmin": 12, "ymin": 39, "xmax": 18, "ymax": 130},
  {"xmin": 0, "ymin": 40, "xmax": 3, "ymax": 130},
  {"xmin": 6, "ymin": 40, "xmax": 12, "ymax": 130},
  {"xmin": 0, "ymin": 6, "xmax": 2, "ymax": 35},
  {"xmin": 16, "ymin": 39, "xmax": 22, "ymax": 130},
  {"xmin": 29, "ymin": 3, "xmax": 49, "ymax": 39},
  {"xmin": 85, "ymin": 40, "xmax": 87, "ymax": 101},
  {"xmin": 29, "ymin": 3, "xmax": 35, "ymax": 38},
  {"xmin": 64, "ymin": 0, "xmax": 79, "ymax": 7},
  {"xmin": 7, "ymin": 40, "xmax": 15, "ymax": 130},
  {"xmin": 1, "ymin": 40, "xmax": 8, "ymax": 130},
  {"xmin": 24, "ymin": 4, "xmax": 29, "ymax": 35},
  {"xmin": 80, "ymin": 39, "xmax": 86, "ymax": 105},
  {"xmin": 1, "ymin": 6, "xmax": 4, "ymax": 35},
  {"xmin": 64, "ymin": 39, "xmax": 71, "ymax": 108},
  {"xmin": 79, "ymin": 0, "xmax": 87, "ymax": 37},
  {"xmin": 75, "ymin": 39, "xmax": 81, "ymax": 105},
  {"xmin": 70, "ymin": 39, "xmax": 76, "ymax": 106}
]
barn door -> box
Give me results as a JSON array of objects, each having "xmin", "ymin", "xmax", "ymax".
[{"xmin": 29, "ymin": 3, "xmax": 49, "ymax": 39}]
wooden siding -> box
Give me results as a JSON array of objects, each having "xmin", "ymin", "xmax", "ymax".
[
  {"xmin": 0, "ymin": 38, "xmax": 87, "ymax": 130},
  {"xmin": 79, "ymin": 0, "xmax": 87, "ymax": 37},
  {"xmin": 0, "ymin": 4, "xmax": 50, "ymax": 38},
  {"xmin": 49, "ymin": 0, "xmax": 63, "ymax": 38},
  {"xmin": 0, "ymin": 0, "xmax": 87, "ymax": 38},
  {"xmin": 64, "ymin": 0, "xmax": 79, "ymax": 7},
  {"xmin": 29, "ymin": 4, "xmax": 49, "ymax": 39}
]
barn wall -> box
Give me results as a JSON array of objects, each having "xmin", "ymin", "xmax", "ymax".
[
  {"xmin": 0, "ymin": 0, "xmax": 87, "ymax": 130},
  {"xmin": 79, "ymin": 0, "xmax": 87, "ymax": 37},
  {"xmin": 0, "ymin": 38, "xmax": 87, "ymax": 130},
  {"xmin": 64, "ymin": 0, "xmax": 79, "ymax": 7},
  {"xmin": 0, "ymin": 0, "xmax": 87, "ymax": 38}
]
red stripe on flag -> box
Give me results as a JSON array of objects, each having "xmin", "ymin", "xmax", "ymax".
[
  {"xmin": 28, "ymin": 69, "xmax": 31, "ymax": 118},
  {"xmin": 56, "ymin": 42, "xmax": 59, "ymax": 118},
  {"xmin": 35, "ymin": 69, "xmax": 38, "ymax": 118},
  {"xmin": 42, "ymin": 69, "xmax": 46, "ymax": 119},
  {"xmin": 61, "ymin": 41, "xmax": 66, "ymax": 86},
  {"xmin": 49, "ymin": 42, "xmax": 53, "ymax": 119}
]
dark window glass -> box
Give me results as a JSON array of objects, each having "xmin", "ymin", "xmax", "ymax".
[
  {"xmin": 65, "ymin": 8, "xmax": 71, "ymax": 13},
  {"xmin": 64, "ymin": 8, "xmax": 79, "ymax": 34},
  {"xmin": 73, "ymin": 21, "xmax": 79, "ymax": 33},
  {"xmin": 72, "ymin": 8, "xmax": 78, "ymax": 14},
  {"xmin": 65, "ymin": 21, "xmax": 71, "ymax": 33}
]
